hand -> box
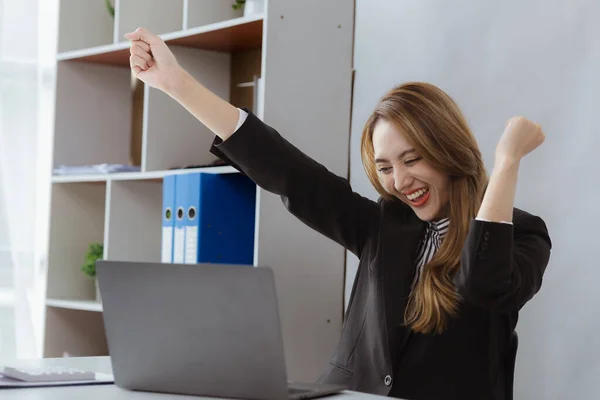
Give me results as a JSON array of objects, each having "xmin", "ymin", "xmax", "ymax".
[
  {"xmin": 124, "ymin": 27, "xmax": 181, "ymax": 92},
  {"xmin": 495, "ymin": 116, "xmax": 545, "ymax": 163}
]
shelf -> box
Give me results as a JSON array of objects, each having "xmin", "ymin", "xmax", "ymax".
[
  {"xmin": 58, "ymin": 0, "xmax": 114, "ymax": 53},
  {"xmin": 57, "ymin": 42, "xmax": 130, "ymax": 66},
  {"xmin": 115, "ymin": 165, "xmax": 239, "ymax": 179},
  {"xmin": 116, "ymin": 0, "xmax": 184, "ymax": 43},
  {"xmin": 165, "ymin": 15, "xmax": 263, "ymax": 52},
  {"xmin": 46, "ymin": 184, "xmax": 106, "ymax": 301},
  {"xmin": 46, "ymin": 299, "xmax": 103, "ymax": 313},
  {"xmin": 186, "ymin": 0, "xmax": 244, "ymax": 29},
  {"xmin": 53, "ymin": 62, "xmax": 134, "ymax": 169},
  {"xmin": 104, "ymin": 180, "xmax": 163, "ymax": 263},
  {"xmin": 57, "ymin": 15, "xmax": 264, "ymax": 67},
  {"xmin": 51, "ymin": 165, "xmax": 238, "ymax": 184},
  {"xmin": 51, "ymin": 175, "xmax": 109, "ymax": 184},
  {"xmin": 44, "ymin": 307, "xmax": 108, "ymax": 357}
]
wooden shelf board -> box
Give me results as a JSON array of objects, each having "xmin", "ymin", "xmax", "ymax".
[
  {"xmin": 166, "ymin": 16, "xmax": 263, "ymax": 53},
  {"xmin": 57, "ymin": 16, "xmax": 263, "ymax": 67}
]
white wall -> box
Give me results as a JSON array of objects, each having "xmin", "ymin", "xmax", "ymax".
[{"xmin": 347, "ymin": 1, "xmax": 600, "ymax": 399}]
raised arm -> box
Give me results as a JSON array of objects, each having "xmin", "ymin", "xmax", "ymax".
[
  {"xmin": 476, "ymin": 116, "xmax": 546, "ymax": 223},
  {"xmin": 456, "ymin": 117, "xmax": 552, "ymax": 311},
  {"xmin": 124, "ymin": 28, "xmax": 240, "ymax": 141},
  {"xmin": 125, "ymin": 28, "xmax": 380, "ymax": 257}
]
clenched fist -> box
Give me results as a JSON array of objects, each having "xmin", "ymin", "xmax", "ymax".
[
  {"xmin": 124, "ymin": 27, "xmax": 181, "ymax": 92},
  {"xmin": 496, "ymin": 116, "xmax": 545, "ymax": 162}
]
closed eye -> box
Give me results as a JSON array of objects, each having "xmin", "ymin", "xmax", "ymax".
[
  {"xmin": 377, "ymin": 166, "xmax": 392, "ymax": 174},
  {"xmin": 405, "ymin": 157, "xmax": 421, "ymax": 166}
]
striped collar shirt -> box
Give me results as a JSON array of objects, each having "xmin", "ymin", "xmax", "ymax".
[{"xmin": 411, "ymin": 218, "xmax": 450, "ymax": 289}]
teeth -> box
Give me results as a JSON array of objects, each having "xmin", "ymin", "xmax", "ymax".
[{"xmin": 407, "ymin": 188, "xmax": 428, "ymax": 201}]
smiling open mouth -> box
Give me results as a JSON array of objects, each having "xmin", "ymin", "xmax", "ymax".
[{"xmin": 406, "ymin": 187, "xmax": 430, "ymax": 207}]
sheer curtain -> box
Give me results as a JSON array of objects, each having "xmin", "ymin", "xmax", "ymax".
[{"xmin": 0, "ymin": 0, "xmax": 57, "ymax": 360}]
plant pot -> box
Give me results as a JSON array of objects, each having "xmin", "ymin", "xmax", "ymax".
[{"xmin": 244, "ymin": 0, "xmax": 264, "ymax": 16}]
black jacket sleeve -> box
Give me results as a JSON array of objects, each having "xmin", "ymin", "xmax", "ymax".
[
  {"xmin": 455, "ymin": 208, "xmax": 552, "ymax": 312},
  {"xmin": 209, "ymin": 110, "xmax": 379, "ymax": 258}
]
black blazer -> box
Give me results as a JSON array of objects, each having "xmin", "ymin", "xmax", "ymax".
[{"xmin": 210, "ymin": 111, "xmax": 552, "ymax": 400}]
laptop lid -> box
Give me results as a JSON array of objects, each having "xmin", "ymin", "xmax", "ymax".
[{"xmin": 96, "ymin": 261, "xmax": 290, "ymax": 400}]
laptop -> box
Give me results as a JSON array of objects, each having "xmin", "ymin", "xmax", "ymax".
[{"xmin": 96, "ymin": 260, "xmax": 346, "ymax": 400}]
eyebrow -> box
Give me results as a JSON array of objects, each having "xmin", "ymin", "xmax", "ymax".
[{"xmin": 374, "ymin": 148, "xmax": 416, "ymax": 164}]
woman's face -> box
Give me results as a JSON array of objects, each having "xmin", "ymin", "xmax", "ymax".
[{"xmin": 372, "ymin": 119, "xmax": 451, "ymax": 221}]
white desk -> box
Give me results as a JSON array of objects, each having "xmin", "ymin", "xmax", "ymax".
[{"xmin": 1, "ymin": 357, "xmax": 386, "ymax": 400}]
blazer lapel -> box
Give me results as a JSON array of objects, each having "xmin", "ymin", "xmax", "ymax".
[{"xmin": 380, "ymin": 204, "xmax": 426, "ymax": 359}]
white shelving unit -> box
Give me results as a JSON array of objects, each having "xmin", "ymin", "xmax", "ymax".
[
  {"xmin": 44, "ymin": 0, "xmax": 354, "ymax": 382},
  {"xmin": 51, "ymin": 165, "xmax": 238, "ymax": 183},
  {"xmin": 46, "ymin": 299, "xmax": 103, "ymax": 313}
]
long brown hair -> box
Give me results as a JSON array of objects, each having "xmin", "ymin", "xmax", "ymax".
[{"xmin": 361, "ymin": 82, "xmax": 488, "ymax": 334}]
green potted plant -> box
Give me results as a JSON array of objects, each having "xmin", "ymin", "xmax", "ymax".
[
  {"xmin": 232, "ymin": 0, "xmax": 264, "ymax": 16},
  {"xmin": 232, "ymin": 0, "xmax": 245, "ymax": 10},
  {"xmin": 81, "ymin": 242, "xmax": 104, "ymax": 301},
  {"xmin": 105, "ymin": 0, "xmax": 115, "ymax": 19}
]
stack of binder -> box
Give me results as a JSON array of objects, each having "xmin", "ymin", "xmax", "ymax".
[{"xmin": 161, "ymin": 172, "xmax": 256, "ymax": 265}]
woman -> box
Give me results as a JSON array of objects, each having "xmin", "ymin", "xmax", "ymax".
[{"xmin": 125, "ymin": 28, "xmax": 552, "ymax": 400}]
